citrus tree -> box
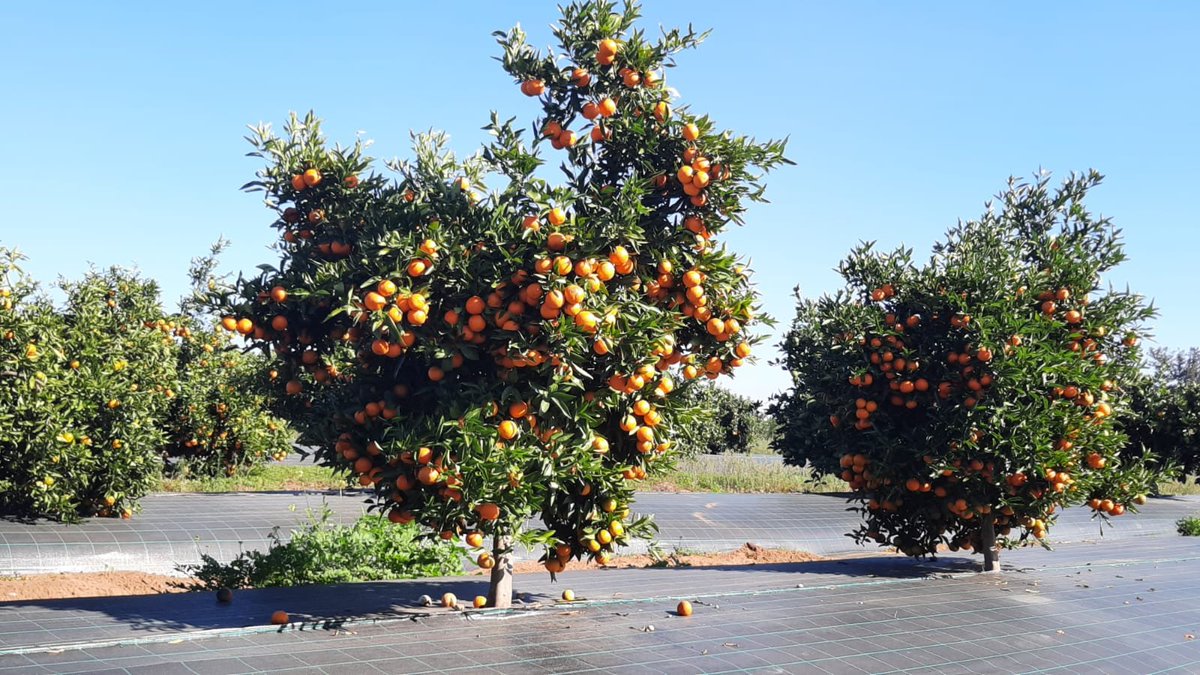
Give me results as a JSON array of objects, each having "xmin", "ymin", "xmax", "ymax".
[
  {"xmin": 675, "ymin": 383, "xmax": 768, "ymax": 455},
  {"xmin": 209, "ymin": 0, "xmax": 787, "ymax": 606},
  {"xmin": 771, "ymin": 172, "xmax": 1158, "ymax": 570},
  {"xmin": 161, "ymin": 246, "xmax": 295, "ymax": 478},
  {"xmin": 160, "ymin": 324, "xmax": 294, "ymax": 477},
  {"xmin": 0, "ymin": 249, "xmax": 178, "ymax": 521},
  {"xmin": 1123, "ymin": 348, "xmax": 1200, "ymax": 482}
]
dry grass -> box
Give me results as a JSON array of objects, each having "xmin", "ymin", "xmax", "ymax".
[
  {"xmin": 1158, "ymin": 476, "xmax": 1200, "ymax": 497},
  {"xmin": 643, "ymin": 454, "xmax": 847, "ymax": 494}
]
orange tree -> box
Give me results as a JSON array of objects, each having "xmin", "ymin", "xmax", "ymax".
[
  {"xmin": 160, "ymin": 323, "xmax": 294, "ymax": 478},
  {"xmin": 675, "ymin": 383, "xmax": 768, "ymax": 455},
  {"xmin": 160, "ymin": 246, "xmax": 295, "ymax": 478},
  {"xmin": 1122, "ymin": 348, "xmax": 1200, "ymax": 483},
  {"xmin": 0, "ymin": 249, "xmax": 178, "ymax": 521},
  {"xmin": 208, "ymin": 0, "xmax": 787, "ymax": 606},
  {"xmin": 770, "ymin": 172, "xmax": 1159, "ymax": 570}
]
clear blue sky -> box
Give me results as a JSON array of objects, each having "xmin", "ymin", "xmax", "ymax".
[{"xmin": 2, "ymin": 2, "xmax": 1197, "ymax": 402}]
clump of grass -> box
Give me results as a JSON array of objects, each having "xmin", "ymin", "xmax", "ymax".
[
  {"xmin": 157, "ymin": 464, "xmax": 347, "ymax": 494},
  {"xmin": 1177, "ymin": 516, "xmax": 1200, "ymax": 537},
  {"xmin": 177, "ymin": 506, "xmax": 465, "ymax": 590},
  {"xmin": 643, "ymin": 455, "xmax": 847, "ymax": 494},
  {"xmin": 1157, "ymin": 476, "xmax": 1200, "ymax": 497}
]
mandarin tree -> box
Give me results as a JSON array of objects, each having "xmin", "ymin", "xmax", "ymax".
[
  {"xmin": 1122, "ymin": 348, "xmax": 1199, "ymax": 482},
  {"xmin": 0, "ymin": 249, "xmax": 178, "ymax": 521},
  {"xmin": 160, "ymin": 324, "xmax": 294, "ymax": 478},
  {"xmin": 209, "ymin": 0, "xmax": 787, "ymax": 606},
  {"xmin": 771, "ymin": 172, "xmax": 1158, "ymax": 570},
  {"xmin": 675, "ymin": 383, "xmax": 768, "ymax": 455},
  {"xmin": 160, "ymin": 246, "xmax": 295, "ymax": 478}
]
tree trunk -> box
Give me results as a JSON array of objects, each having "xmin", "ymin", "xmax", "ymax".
[
  {"xmin": 980, "ymin": 511, "xmax": 1000, "ymax": 573},
  {"xmin": 487, "ymin": 534, "xmax": 513, "ymax": 608}
]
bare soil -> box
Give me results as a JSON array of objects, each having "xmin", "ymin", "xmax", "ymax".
[
  {"xmin": 500, "ymin": 542, "xmax": 823, "ymax": 575},
  {"xmin": 0, "ymin": 572, "xmax": 187, "ymax": 603},
  {"xmin": 0, "ymin": 544, "xmax": 823, "ymax": 602}
]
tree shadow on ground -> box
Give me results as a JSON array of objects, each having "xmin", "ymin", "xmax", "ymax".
[{"xmin": 0, "ymin": 553, "xmax": 988, "ymax": 653}]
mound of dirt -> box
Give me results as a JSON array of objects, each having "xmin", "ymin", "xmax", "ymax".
[
  {"xmin": 501, "ymin": 542, "xmax": 822, "ymax": 575},
  {"xmin": 0, "ymin": 572, "xmax": 187, "ymax": 603}
]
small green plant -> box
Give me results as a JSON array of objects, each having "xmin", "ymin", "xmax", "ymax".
[
  {"xmin": 177, "ymin": 505, "xmax": 465, "ymax": 590},
  {"xmin": 645, "ymin": 542, "xmax": 692, "ymax": 568},
  {"xmin": 1177, "ymin": 516, "xmax": 1200, "ymax": 537}
]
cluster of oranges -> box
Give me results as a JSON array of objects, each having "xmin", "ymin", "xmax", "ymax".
[{"xmin": 836, "ymin": 310, "xmax": 994, "ymax": 432}]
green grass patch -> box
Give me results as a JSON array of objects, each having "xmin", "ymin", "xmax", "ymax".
[
  {"xmin": 1177, "ymin": 516, "xmax": 1200, "ymax": 537},
  {"xmin": 176, "ymin": 506, "xmax": 465, "ymax": 590},
  {"xmin": 643, "ymin": 454, "xmax": 847, "ymax": 494},
  {"xmin": 157, "ymin": 463, "xmax": 346, "ymax": 494}
]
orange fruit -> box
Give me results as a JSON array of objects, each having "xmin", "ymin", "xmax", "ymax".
[
  {"xmin": 509, "ymin": 400, "xmax": 529, "ymax": 418},
  {"xmin": 596, "ymin": 39, "xmax": 618, "ymax": 64},
  {"xmin": 676, "ymin": 600, "xmax": 693, "ymax": 617},
  {"xmin": 363, "ymin": 292, "xmax": 387, "ymax": 311},
  {"xmin": 417, "ymin": 465, "xmax": 441, "ymax": 485},
  {"xmin": 498, "ymin": 420, "xmax": 519, "ymax": 440},
  {"xmin": 476, "ymin": 502, "xmax": 501, "ymax": 521},
  {"xmin": 520, "ymin": 79, "xmax": 546, "ymax": 96}
]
